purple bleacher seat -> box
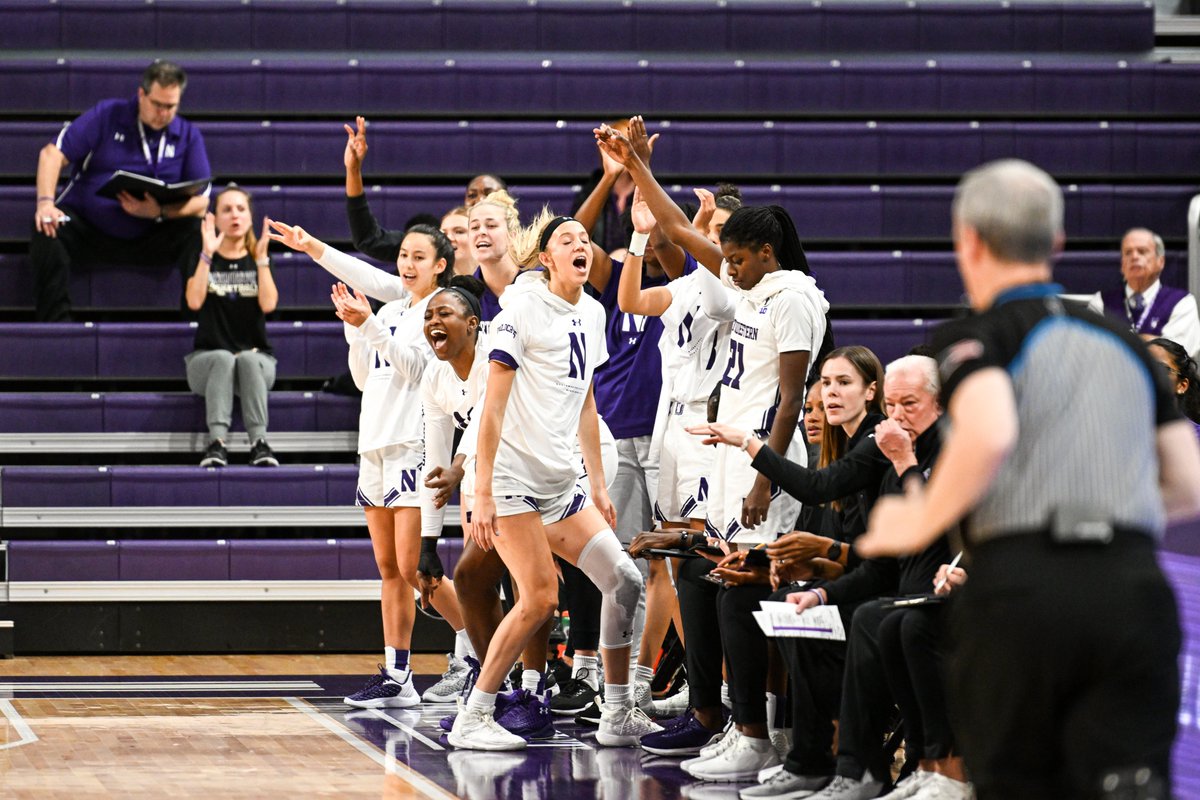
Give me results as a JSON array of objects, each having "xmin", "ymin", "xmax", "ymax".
[
  {"xmin": 259, "ymin": 392, "xmax": 318, "ymax": 433},
  {"xmin": 219, "ymin": 466, "xmax": 328, "ymax": 506},
  {"xmin": 1063, "ymin": 4, "xmax": 1154, "ymax": 52},
  {"xmin": 89, "ymin": 262, "xmax": 182, "ymax": 309},
  {"xmin": 776, "ymin": 186, "xmax": 884, "ymax": 240},
  {"xmin": 777, "ymin": 122, "xmax": 882, "ymax": 177},
  {"xmin": 904, "ymin": 253, "xmax": 965, "ymax": 306},
  {"xmin": 0, "ymin": 254, "xmax": 33, "ymax": 304},
  {"xmin": 8, "ymin": 540, "xmax": 120, "ymax": 582},
  {"xmin": 831, "ymin": 320, "xmax": 930, "ymax": 366},
  {"xmin": 1034, "ymin": 63, "xmax": 1133, "ymax": 114},
  {"xmin": 325, "ymin": 464, "xmax": 360, "ymax": 506},
  {"xmin": 1132, "ymin": 123, "xmax": 1200, "ymax": 176},
  {"xmin": 0, "ymin": 323, "xmax": 96, "ymax": 378},
  {"xmin": 539, "ymin": 0, "xmax": 636, "ymax": 52},
  {"xmin": 301, "ymin": 321, "xmax": 350, "ymax": 378},
  {"xmin": 0, "ymin": 466, "xmax": 111, "ymax": 507},
  {"xmin": 0, "ymin": 392, "xmax": 103, "ymax": 433},
  {"xmin": 810, "ymin": 252, "xmax": 907, "ymax": 307},
  {"xmin": 844, "ymin": 61, "xmax": 939, "ymax": 113},
  {"xmin": 59, "ymin": 0, "xmax": 155, "ymax": 49},
  {"xmin": 918, "ymin": 4, "xmax": 1015, "ymax": 52},
  {"xmin": 316, "ymin": 393, "xmax": 361, "ymax": 432},
  {"xmin": 0, "ymin": 1, "xmax": 61, "ymax": 50},
  {"xmin": 110, "ymin": 465, "xmax": 220, "ymax": 506},
  {"xmin": 437, "ymin": 538, "xmax": 465, "ymax": 579},
  {"xmin": 338, "ymin": 538, "xmax": 378, "ymax": 579},
  {"xmin": 0, "ymin": 122, "xmax": 63, "ymax": 177},
  {"xmin": 229, "ymin": 539, "xmax": 340, "ymax": 580},
  {"xmin": 937, "ymin": 60, "xmax": 1035, "ymax": 114},
  {"xmin": 881, "ymin": 187, "xmax": 954, "ymax": 239},
  {"xmin": 729, "ymin": 3, "xmax": 822, "ymax": 52},
  {"xmin": 251, "ymin": 2, "xmax": 349, "ymax": 50},
  {"xmin": 882, "ymin": 123, "xmax": 985, "ymax": 177},
  {"xmin": 1107, "ymin": 185, "xmax": 1194, "ymax": 238},
  {"xmin": 656, "ymin": 121, "xmax": 779, "ymax": 177},
  {"xmin": 267, "ymin": 321, "xmax": 308, "ymax": 378},
  {"xmin": 1007, "ymin": 122, "xmax": 1115, "ymax": 176},
  {"xmin": 347, "ymin": 1, "xmax": 443, "ymax": 51},
  {"xmin": 635, "ymin": 2, "xmax": 728, "ymax": 50},
  {"xmin": 156, "ymin": 0, "xmax": 253, "ymax": 49},
  {"xmin": 825, "ymin": 3, "xmax": 919, "ymax": 50},
  {"xmin": 103, "ymin": 393, "xmax": 202, "ymax": 432},
  {"xmin": 119, "ymin": 540, "xmax": 229, "ymax": 581},
  {"xmin": 97, "ymin": 322, "xmax": 193, "ymax": 378}
]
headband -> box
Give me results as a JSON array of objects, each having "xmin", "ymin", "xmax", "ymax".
[
  {"xmin": 538, "ymin": 216, "xmax": 578, "ymax": 251},
  {"xmin": 438, "ymin": 286, "xmax": 483, "ymax": 321}
]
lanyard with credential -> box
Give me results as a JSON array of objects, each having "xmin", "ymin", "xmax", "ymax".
[{"xmin": 137, "ymin": 119, "xmax": 166, "ymax": 176}]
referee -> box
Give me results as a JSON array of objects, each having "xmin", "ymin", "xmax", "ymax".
[{"xmin": 856, "ymin": 159, "xmax": 1200, "ymax": 800}]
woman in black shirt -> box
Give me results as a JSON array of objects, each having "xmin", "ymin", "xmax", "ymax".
[{"xmin": 184, "ymin": 185, "xmax": 279, "ymax": 467}]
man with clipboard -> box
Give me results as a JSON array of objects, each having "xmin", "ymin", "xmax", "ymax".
[{"xmin": 30, "ymin": 61, "xmax": 211, "ymax": 321}]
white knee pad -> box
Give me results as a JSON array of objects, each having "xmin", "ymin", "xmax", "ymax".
[{"xmin": 576, "ymin": 528, "xmax": 645, "ymax": 649}]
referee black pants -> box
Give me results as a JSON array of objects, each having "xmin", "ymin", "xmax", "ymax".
[
  {"xmin": 30, "ymin": 208, "xmax": 202, "ymax": 321},
  {"xmin": 950, "ymin": 532, "xmax": 1181, "ymax": 800}
]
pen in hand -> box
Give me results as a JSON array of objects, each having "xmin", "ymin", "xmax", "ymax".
[{"xmin": 933, "ymin": 551, "xmax": 964, "ymax": 593}]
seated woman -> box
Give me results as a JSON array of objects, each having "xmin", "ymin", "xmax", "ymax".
[
  {"xmin": 184, "ymin": 184, "xmax": 279, "ymax": 468},
  {"xmin": 1147, "ymin": 337, "xmax": 1200, "ymax": 442}
]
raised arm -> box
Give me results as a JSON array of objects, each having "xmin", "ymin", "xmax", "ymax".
[
  {"xmin": 268, "ymin": 219, "xmax": 408, "ymax": 303},
  {"xmin": 595, "ymin": 118, "xmax": 724, "ymax": 273},
  {"xmin": 574, "ymin": 143, "xmax": 625, "ymax": 292},
  {"xmin": 616, "ymin": 187, "xmax": 672, "ymax": 317}
]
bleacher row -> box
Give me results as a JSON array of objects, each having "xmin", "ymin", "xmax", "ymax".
[
  {"xmin": 0, "ymin": 250, "xmax": 1187, "ymax": 311},
  {"xmin": 2, "ymin": 184, "xmax": 1196, "ymax": 243},
  {"xmin": 0, "ymin": 0, "xmax": 1156, "ymax": 54},
  {"xmin": 3, "ymin": 120, "xmax": 1198, "ymax": 179},
  {"xmin": 7, "ymin": 56, "xmax": 1200, "ymax": 117}
]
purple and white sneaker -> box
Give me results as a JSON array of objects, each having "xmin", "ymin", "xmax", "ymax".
[
  {"xmin": 639, "ymin": 711, "xmax": 725, "ymax": 756},
  {"xmin": 495, "ymin": 688, "xmax": 556, "ymax": 740},
  {"xmin": 344, "ymin": 665, "xmax": 420, "ymax": 709}
]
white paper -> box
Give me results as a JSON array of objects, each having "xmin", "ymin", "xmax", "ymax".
[{"xmin": 755, "ymin": 601, "xmax": 846, "ymax": 640}]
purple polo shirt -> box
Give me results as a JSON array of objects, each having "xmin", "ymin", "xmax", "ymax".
[
  {"xmin": 56, "ymin": 95, "xmax": 211, "ymax": 239},
  {"xmin": 594, "ymin": 253, "xmax": 698, "ymax": 440}
]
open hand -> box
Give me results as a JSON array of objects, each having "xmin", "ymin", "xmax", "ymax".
[
  {"xmin": 628, "ymin": 116, "xmax": 660, "ymax": 165},
  {"xmin": 200, "ymin": 212, "xmax": 224, "ymax": 256},
  {"xmin": 630, "ymin": 187, "xmax": 656, "ymax": 235},
  {"xmin": 254, "ymin": 218, "xmax": 271, "ymax": 264},
  {"xmin": 344, "ymin": 115, "xmax": 368, "ymax": 170},
  {"xmin": 267, "ymin": 218, "xmax": 318, "ymax": 256},
  {"xmin": 331, "ymin": 282, "xmax": 371, "ymax": 327}
]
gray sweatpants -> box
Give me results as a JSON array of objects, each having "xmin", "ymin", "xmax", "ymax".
[{"xmin": 185, "ymin": 349, "xmax": 276, "ymax": 443}]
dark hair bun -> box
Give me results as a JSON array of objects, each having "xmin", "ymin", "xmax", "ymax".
[
  {"xmin": 715, "ymin": 182, "xmax": 742, "ymax": 201},
  {"xmin": 449, "ymin": 274, "xmax": 486, "ymax": 300}
]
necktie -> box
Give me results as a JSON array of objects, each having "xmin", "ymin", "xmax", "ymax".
[{"xmin": 1128, "ymin": 292, "xmax": 1146, "ymax": 326}]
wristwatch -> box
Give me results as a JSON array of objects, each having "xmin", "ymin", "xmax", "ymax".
[{"xmin": 825, "ymin": 540, "xmax": 843, "ymax": 562}]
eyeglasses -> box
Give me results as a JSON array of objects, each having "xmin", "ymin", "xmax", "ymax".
[{"xmin": 146, "ymin": 98, "xmax": 178, "ymax": 112}]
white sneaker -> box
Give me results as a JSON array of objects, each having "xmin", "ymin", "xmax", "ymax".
[
  {"xmin": 681, "ymin": 722, "xmax": 738, "ymax": 770},
  {"xmin": 422, "ymin": 654, "xmax": 469, "ymax": 703},
  {"xmin": 758, "ymin": 763, "xmax": 785, "ymax": 784},
  {"xmin": 808, "ymin": 773, "xmax": 885, "ymax": 800},
  {"xmin": 740, "ymin": 768, "xmax": 832, "ymax": 799},
  {"xmin": 652, "ymin": 681, "xmax": 690, "ymax": 717},
  {"xmin": 685, "ymin": 733, "xmax": 781, "ymax": 782},
  {"xmin": 908, "ymin": 773, "xmax": 975, "ymax": 800},
  {"xmin": 596, "ymin": 704, "xmax": 663, "ymax": 747},
  {"xmin": 447, "ymin": 701, "xmax": 527, "ymax": 751},
  {"xmin": 877, "ymin": 770, "xmax": 934, "ymax": 800},
  {"xmin": 343, "ymin": 665, "xmax": 420, "ymax": 709},
  {"xmin": 770, "ymin": 728, "xmax": 792, "ymax": 760},
  {"xmin": 634, "ymin": 679, "xmax": 656, "ymax": 715}
]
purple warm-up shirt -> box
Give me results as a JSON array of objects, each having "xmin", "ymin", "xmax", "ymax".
[{"xmin": 56, "ymin": 95, "xmax": 211, "ymax": 239}]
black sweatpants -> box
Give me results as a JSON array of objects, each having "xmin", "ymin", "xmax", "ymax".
[
  {"xmin": 951, "ymin": 532, "xmax": 1181, "ymax": 800},
  {"xmin": 677, "ymin": 556, "xmax": 724, "ymax": 710},
  {"xmin": 878, "ymin": 603, "xmax": 953, "ymax": 762},
  {"xmin": 773, "ymin": 585, "xmax": 846, "ymax": 777},
  {"xmin": 717, "ymin": 582, "xmax": 774, "ymax": 725},
  {"xmin": 29, "ymin": 207, "xmax": 202, "ymax": 320}
]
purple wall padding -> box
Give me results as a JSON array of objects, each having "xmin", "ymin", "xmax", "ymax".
[
  {"xmin": 1, "ymin": 466, "xmax": 111, "ymax": 507},
  {"xmin": 229, "ymin": 539, "xmax": 340, "ymax": 580},
  {"xmin": 119, "ymin": 539, "xmax": 230, "ymax": 580},
  {"xmin": 8, "ymin": 539, "xmax": 120, "ymax": 581}
]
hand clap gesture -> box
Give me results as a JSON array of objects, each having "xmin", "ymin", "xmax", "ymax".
[
  {"xmin": 201, "ymin": 212, "xmax": 224, "ymax": 257},
  {"xmin": 331, "ymin": 282, "xmax": 371, "ymax": 327}
]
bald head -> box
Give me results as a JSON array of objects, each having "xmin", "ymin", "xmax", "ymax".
[{"xmin": 952, "ymin": 159, "xmax": 1063, "ymax": 265}]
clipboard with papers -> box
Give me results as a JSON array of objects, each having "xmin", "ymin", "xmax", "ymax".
[
  {"xmin": 752, "ymin": 601, "xmax": 846, "ymax": 641},
  {"xmin": 97, "ymin": 171, "xmax": 210, "ymax": 205}
]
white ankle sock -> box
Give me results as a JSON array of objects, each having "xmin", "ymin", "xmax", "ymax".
[
  {"xmin": 453, "ymin": 629, "xmax": 474, "ymax": 660},
  {"xmin": 604, "ymin": 683, "xmax": 631, "ymax": 707},
  {"xmin": 634, "ymin": 664, "xmax": 654, "ymax": 684},
  {"xmin": 574, "ymin": 655, "xmax": 600, "ymax": 689},
  {"xmin": 466, "ymin": 688, "xmax": 497, "ymax": 714},
  {"xmin": 521, "ymin": 669, "xmax": 542, "ymax": 692}
]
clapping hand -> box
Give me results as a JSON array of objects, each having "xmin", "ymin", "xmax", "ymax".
[
  {"xmin": 630, "ymin": 187, "xmax": 656, "ymax": 235},
  {"xmin": 254, "ymin": 218, "xmax": 271, "ymax": 265},
  {"xmin": 331, "ymin": 282, "xmax": 371, "ymax": 327},
  {"xmin": 692, "ymin": 187, "xmax": 715, "ymax": 233},
  {"xmin": 200, "ymin": 212, "xmax": 224, "ymax": 256},
  {"xmin": 627, "ymin": 116, "xmax": 659, "ymax": 165}
]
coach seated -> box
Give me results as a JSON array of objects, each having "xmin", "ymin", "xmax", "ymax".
[
  {"xmin": 31, "ymin": 60, "xmax": 211, "ymax": 321},
  {"xmin": 1088, "ymin": 227, "xmax": 1199, "ymax": 358}
]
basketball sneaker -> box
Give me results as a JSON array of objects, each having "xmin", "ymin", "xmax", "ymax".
[{"xmin": 343, "ymin": 665, "xmax": 420, "ymax": 709}]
